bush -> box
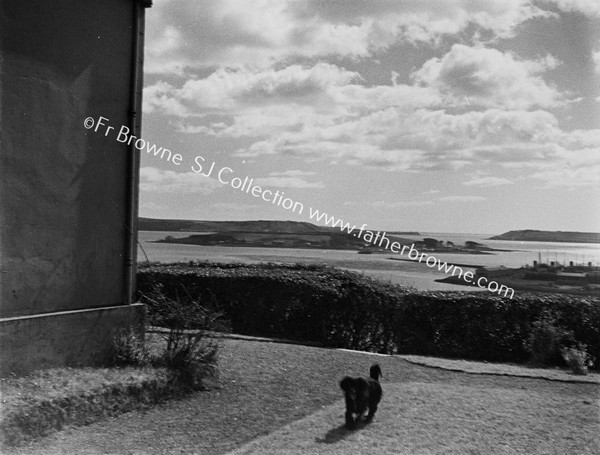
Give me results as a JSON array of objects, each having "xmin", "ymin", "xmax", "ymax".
[
  {"xmin": 113, "ymin": 284, "xmax": 220, "ymax": 389},
  {"xmin": 112, "ymin": 329, "xmax": 150, "ymax": 367},
  {"xmin": 525, "ymin": 316, "xmax": 574, "ymax": 366},
  {"xmin": 561, "ymin": 343, "xmax": 595, "ymax": 375},
  {"xmin": 140, "ymin": 285, "xmax": 220, "ymax": 390},
  {"xmin": 136, "ymin": 262, "xmax": 600, "ymax": 369}
]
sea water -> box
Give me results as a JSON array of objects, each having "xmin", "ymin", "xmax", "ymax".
[{"xmin": 137, "ymin": 231, "xmax": 600, "ymax": 292}]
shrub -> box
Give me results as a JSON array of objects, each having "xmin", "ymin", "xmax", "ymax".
[
  {"xmin": 561, "ymin": 343, "xmax": 595, "ymax": 375},
  {"xmin": 525, "ymin": 316, "xmax": 574, "ymax": 366},
  {"xmin": 112, "ymin": 329, "xmax": 150, "ymax": 367},
  {"xmin": 110, "ymin": 283, "xmax": 221, "ymax": 389},
  {"xmin": 138, "ymin": 285, "xmax": 220, "ymax": 390},
  {"xmin": 158, "ymin": 328, "xmax": 219, "ymax": 390}
]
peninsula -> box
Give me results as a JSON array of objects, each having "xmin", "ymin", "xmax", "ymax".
[{"xmin": 489, "ymin": 230, "xmax": 600, "ymax": 244}]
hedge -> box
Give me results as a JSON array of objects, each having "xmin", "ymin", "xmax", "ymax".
[{"xmin": 137, "ymin": 262, "xmax": 600, "ymax": 369}]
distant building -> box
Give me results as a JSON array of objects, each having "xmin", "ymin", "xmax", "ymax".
[{"xmin": 0, "ymin": 0, "xmax": 152, "ymax": 376}]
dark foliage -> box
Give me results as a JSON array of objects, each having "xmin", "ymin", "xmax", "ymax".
[{"xmin": 137, "ymin": 262, "xmax": 600, "ymax": 369}]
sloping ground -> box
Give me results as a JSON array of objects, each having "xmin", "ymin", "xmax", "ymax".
[
  {"xmin": 397, "ymin": 354, "xmax": 600, "ymax": 383},
  {"xmin": 7, "ymin": 339, "xmax": 599, "ymax": 455},
  {"xmin": 0, "ymin": 367, "xmax": 202, "ymax": 448},
  {"xmin": 226, "ymin": 381, "xmax": 599, "ymax": 455}
]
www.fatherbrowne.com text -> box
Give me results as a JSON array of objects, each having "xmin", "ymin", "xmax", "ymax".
[
  {"xmin": 305, "ymin": 212, "xmax": 514, "ymax": 298},
  {"xmin": 84, "ymin": 115, "xmax": 515, "ymax": 299}
]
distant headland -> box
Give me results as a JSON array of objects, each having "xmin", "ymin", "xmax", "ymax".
[
  {"xmin": 138, "ymin": 217, "xmax": 331, "ymax": 234},
  {"xmin": 489, "ymin": 230, "xmax": 600, "ymax": 244}
]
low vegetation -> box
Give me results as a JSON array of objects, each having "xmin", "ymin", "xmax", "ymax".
[
  {"xmin": 0, "ymin": 287, "xmax": 220, "ymax": 449},
  {"xmin": 138, "ymin": 285, "xmax": 220, "ymax": 388},
  {"xmin": 137, "ymin": 261, "xmax": 600, "ymax": 372},
  {"xmin": 0, "ymin": 366, "xmax": 178, "ymax": 448}
]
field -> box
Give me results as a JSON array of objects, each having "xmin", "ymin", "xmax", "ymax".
[{"xmin": 11, "ymin": 336, "xmax": 599, "ymax": 455}]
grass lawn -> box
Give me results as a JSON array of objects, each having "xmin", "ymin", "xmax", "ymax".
[{"xmin": 7, "ymin": 337, "xmax": 600, "ymax": 455}]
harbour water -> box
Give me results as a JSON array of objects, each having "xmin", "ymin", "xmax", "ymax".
[{"xmin": 137, "ymin": 231, "xmax": 600, "ymax": 292}]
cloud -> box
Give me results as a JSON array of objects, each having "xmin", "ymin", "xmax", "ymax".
[
  {"xmin": 372, "ymin": 200, "xmax": 434, "ymax": 208},
  {"xmin": 140, "ymin": 167, "xmax": 221, "ymax": 194},
  {"xmin": 412, "ymin": 45, "xmax": 564, "ymax": 109},
  {"xmin": 530, "ymin": 165, "xmax": 600, "ymax": 187},
  {"xmin": 269, "ymin": 170, "xmax": 316, "ymax": 177},
  {"xmin": 463, "ymin": 176, "xmax": 514, "ymax": 187},
  {"xmin": 144, "ymin": 55, "xmax": 599, "ymax": 188},
  {"xmin": 253, "ymin": 176, "xmax": 324, "ymax": 189},
  {"xmin": 527, "ymin": 131, "xmax": 600, "ymax": 187},
  {"xmin": 593, "ymin": 50, "xmax": 600, "ymax": 74},
  {"xmin": 145, "ymin": 0, "xmax": 551, "ymax": 74},
  {"xmin": 141, "ymin": 3, "xmax": 597, "ymax": 192},
  {"xmin": 144, "ymin": 63, "xmax": 441, "ymax": 141},
  {"xmin": 144, "ymin": 63, "xmax": 360, "ymax": 116},
  {"xmin": 230, "ymin": 107, "xmax": 573, "ymax": 174},
  {"xmin": 439, "ymin": 195, "xmax": 488, "ymax": 202},
  {"xmin": 543, "ymin": 0, "xmax": 600, "ymax": 17},
  {"xmin": 144, "ymin": 44, "xmax": 572, "ymax": 175}
]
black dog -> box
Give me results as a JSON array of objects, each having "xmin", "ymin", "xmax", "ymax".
[{"xmin": 340, "ymin": 364, "xmax": 382, "ymax": 429}]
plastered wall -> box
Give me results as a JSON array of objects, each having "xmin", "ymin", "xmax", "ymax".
[{"xmin": 0, "ymin": 0, "xmax": 140, "ymax": 318}]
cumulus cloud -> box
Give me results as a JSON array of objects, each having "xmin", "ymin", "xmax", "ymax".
[
  {"xmin": 142, "ymin": 3, "xmax": 598, "ymax": 191},
  {"xmin": 144, "ymin": 63, "xmax": 442, "ymax": 142},
  {"xmin": 145, "ymin": 0, "xmax": 551, "ymax": 74},
  {"xmin": 143, "ymin": 52, "xmax": 598, "ymax": 188},
  {"xmin": 144, "ymin": 63, "xmax": 361, "ymax": 116},
  {"xmin": 543, "ymin": 0, "xmax": 600, "ymax": 17},
  {"xmin": 228, "ymin": 107, "xmax": 569, "ymax": 173},
  {"xmin": 412, "ymin": 45, "xmax": 564, "ymax": 109}
]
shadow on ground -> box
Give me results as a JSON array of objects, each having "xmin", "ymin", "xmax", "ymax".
[{"xmin": 316, "ymin": 419, "xmax": 372, "ymax": 445}]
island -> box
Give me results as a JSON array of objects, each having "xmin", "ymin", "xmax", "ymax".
[
  {"xmin": 140, "ymin": 218, "xmax": 507, "ymax": 254},
  {"xmin": 489, "ymin": 230, "xmax": 600, "ymax": 244}
]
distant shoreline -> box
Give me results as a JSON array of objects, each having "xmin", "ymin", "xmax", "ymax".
[
  {"xmin": 489, "ymin": 230, "xmax": 600, "ymax": 244},
  {"xmin": 436, "ymin": 275, "xmax": 600, "ymax": 296}
]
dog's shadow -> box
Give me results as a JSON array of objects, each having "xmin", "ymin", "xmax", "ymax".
[{"xmin": 315, "ymin": 420, "xmax": 370, "ymax": 444}]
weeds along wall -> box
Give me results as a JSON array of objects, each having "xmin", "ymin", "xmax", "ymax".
[{"xmin": 137, "ymin": 262, "xmax": 600, "ymax": 369}]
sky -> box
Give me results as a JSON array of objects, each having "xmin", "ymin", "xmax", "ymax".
[{"xmin": 139, "ymin": 0, "xmax": 600, "ymax": 234}]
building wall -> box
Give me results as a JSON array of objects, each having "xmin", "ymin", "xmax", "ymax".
[
  {"xmin": 1, "ymin": 0, "xmax": 140, "ymax": 318},
  {"xmin": 0, "ymin": 0, "xmax": 146, "ymax": 375},
  {"xmin": 0, "ymin": 303, "xmax": 146, "ymax": 376}
]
